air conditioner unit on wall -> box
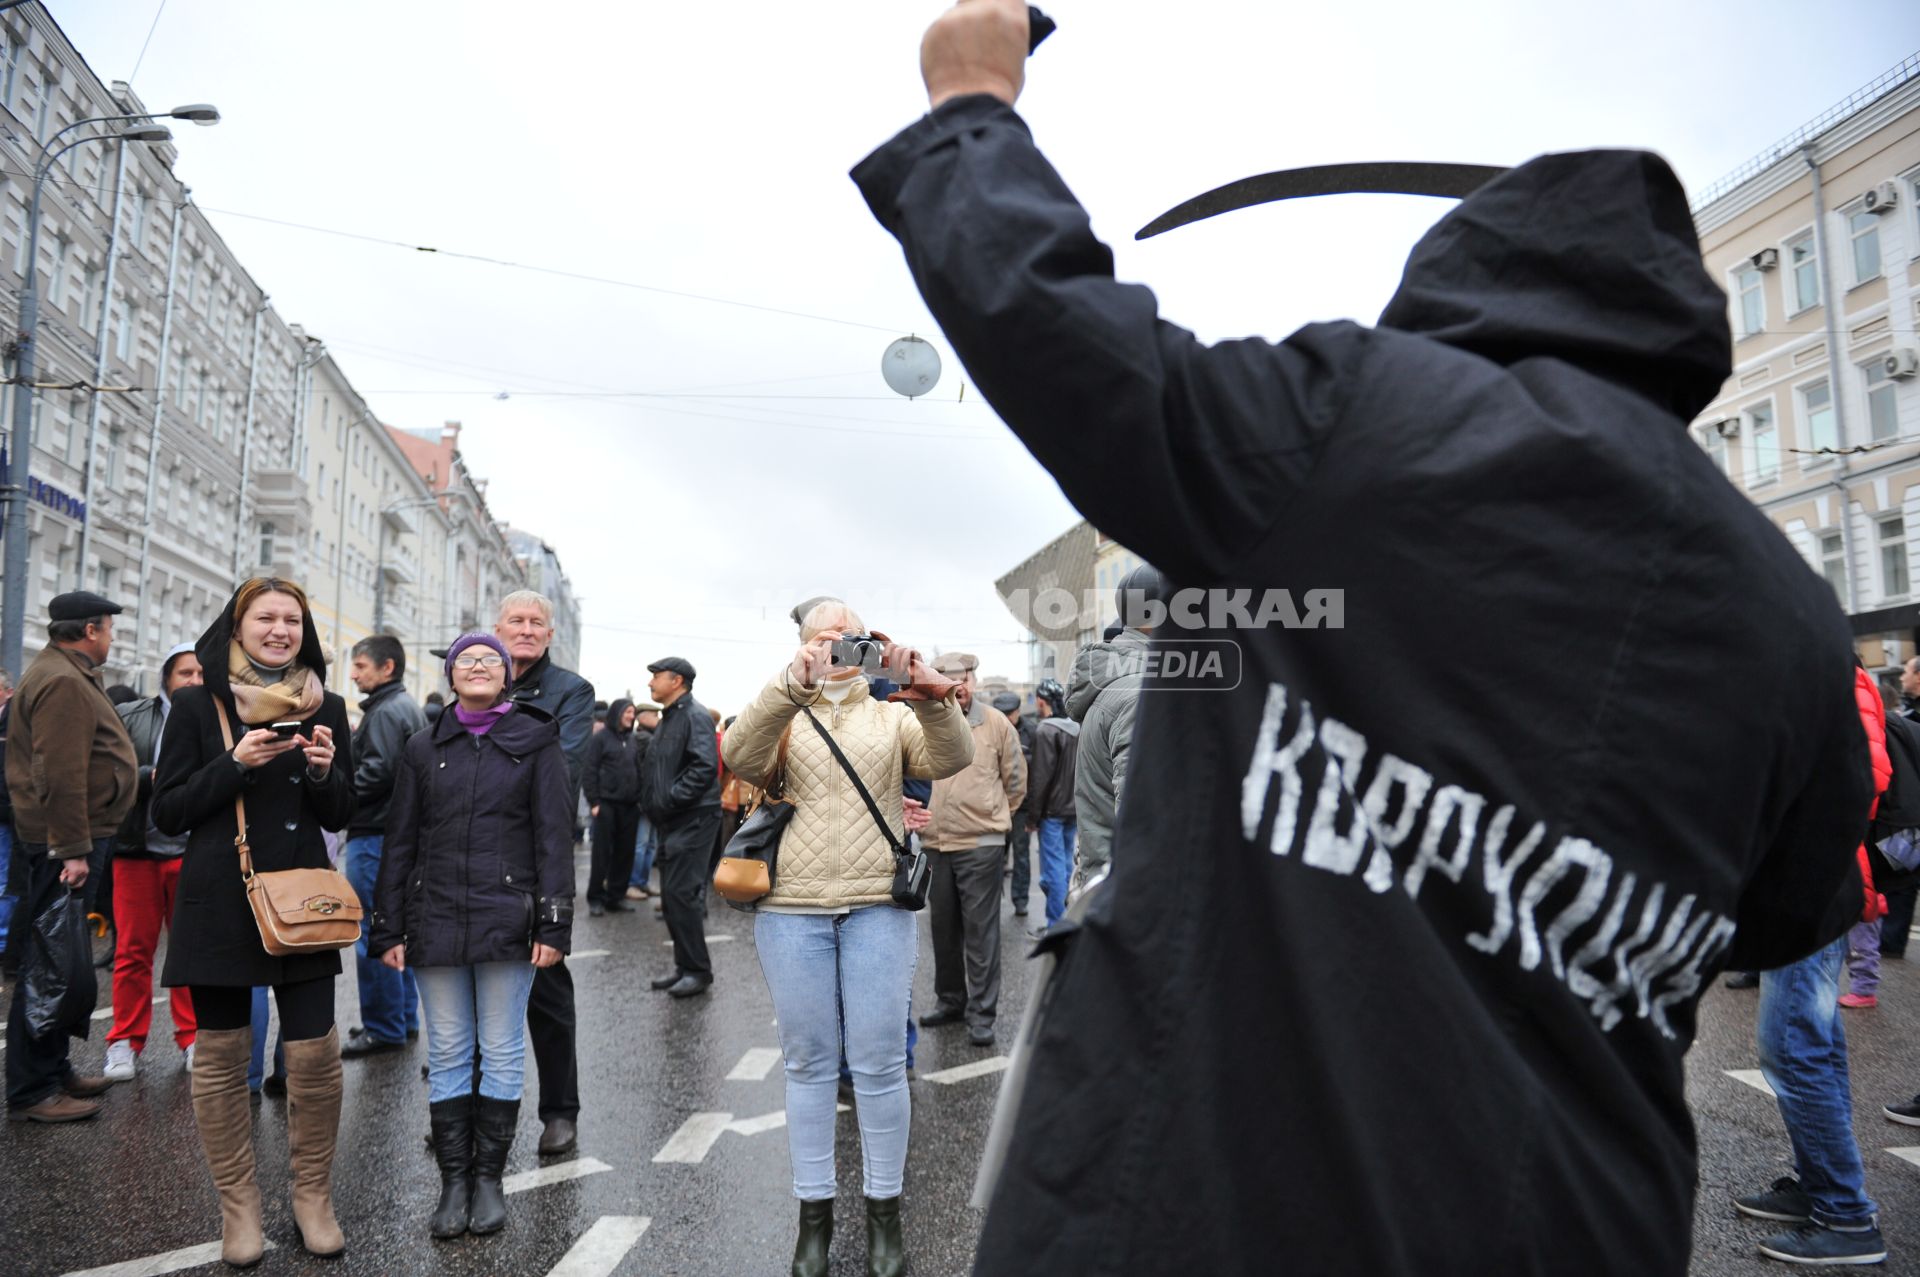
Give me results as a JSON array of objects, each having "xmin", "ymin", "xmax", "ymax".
[
  {"xmin": 1751, "ymin": 247, "xmax": 1779, "ymax": 271},
  {"xmin": 1887, "ymin": 348, "xmax": 1920, "ymax": 380},
  {"xmin": 1863, "ymin": 181, "xmax": 1901, "ymax": 214},
  {"xmin": 1714, "ymin": 418, "xmax": 1741, "ymax": 439}
]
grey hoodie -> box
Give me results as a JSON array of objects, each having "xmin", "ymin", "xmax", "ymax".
[{"xmin": 1064, "ymin": 627, "xmax": 1152, "ymax": 879}]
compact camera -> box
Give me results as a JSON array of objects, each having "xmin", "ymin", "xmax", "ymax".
[{"xmin": 830, "ymin": 633, "xmax": 887, "ymax": 674}]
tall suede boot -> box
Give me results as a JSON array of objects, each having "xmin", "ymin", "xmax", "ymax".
[
  {"xmin": 469, "ymin": 1096, "xmax": 519, "ymax": 1235},
  {"xmin": 792, "ymin": 1198, "xmax": 833, "ymax": 1277},
  {"xmin": 191, "ymin": 1027, "xmax": 264, "ymax": 1270},
  {"xmin": 427, "ymin": 1096, "xmax": 474, "ymax": 1239},
  {"xmin": 283, "ymin": 1027, "xmax": 346, "ymax": 1258},
  {"xmin": 865, "ymin": 1195, "xmax": 905, "ymax": 1277}
]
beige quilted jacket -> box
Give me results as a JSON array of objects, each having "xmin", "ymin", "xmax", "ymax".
[{"xmin": 722, "ymin": 671, "xmax": 974, "ymax": 909}]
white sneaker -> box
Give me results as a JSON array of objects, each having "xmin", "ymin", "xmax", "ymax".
[
  {"xmin": 183, "ymin": 1044, "xmax": 195, "ymax": 1071},
  {"xmin": 103, "ymin": 1040, "xmax": 137, "ymax": 1082}
]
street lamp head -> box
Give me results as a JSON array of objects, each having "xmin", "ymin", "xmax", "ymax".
[
  {"xmin": 119, "ymin": 125, "xmax": 173, "ymax": 144},
  {"xmin": 167, "ymin": 104, "xmax": 220, "ymax": 125}
]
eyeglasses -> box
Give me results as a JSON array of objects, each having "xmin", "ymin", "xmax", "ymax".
[{"xmin": 453, "ymin": 653, "xmax": 505, "ymax": 670}]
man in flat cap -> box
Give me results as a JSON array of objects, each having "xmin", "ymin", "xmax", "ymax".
[
  {"xmin": 921, "ymin": 653, "xmax": 1024, "ymax": 1047},
  {"xmin": 643, "ymin": 657, "xmax": 721, "ymax": 998},
  {"xmin": 5, "ymin": 591, "xmax": 137, "ymax": 1122}
]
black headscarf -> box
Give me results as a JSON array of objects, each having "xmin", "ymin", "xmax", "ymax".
[{"xmin": 193, "ymin": 580, "xmax": 330, "ymax": 705}]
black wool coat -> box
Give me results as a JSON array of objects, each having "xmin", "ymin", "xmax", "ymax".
[
  {"xmin": 154, "ymin": 684, "xmax": 356, "ymax": 988},
  {"xmin": 369, "ymin": 704, "xmax": 574, "ymax": 968}
]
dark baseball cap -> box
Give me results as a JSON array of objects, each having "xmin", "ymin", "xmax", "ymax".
[
  {"xmin": 648, "ymin": 656, "xmax": 696, "ymax": 683},
  {"xmin": 49, "ymin": 590, "xmax": 124, "ymax": 622}
]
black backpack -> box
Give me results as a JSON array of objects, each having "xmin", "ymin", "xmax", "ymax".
[{"xmin": 1869, "ymin": 710, "xmax": 1920, "ymax": 895}]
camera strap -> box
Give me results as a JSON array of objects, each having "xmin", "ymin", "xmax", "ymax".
[{"xmin": 800, "ymin": 706, "xmax": 905, "ymax": 857}]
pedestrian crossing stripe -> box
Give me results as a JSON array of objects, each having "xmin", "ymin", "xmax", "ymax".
[
  {"xmin": 1724, "ymin": 1069, "xmax": 1776, "ymax": 1097},
  {"xmin": 503, "ymin": 1157, "xmax": 612, "ymax": 1194}
]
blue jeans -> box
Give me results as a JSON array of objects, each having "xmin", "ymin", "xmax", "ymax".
[
  {"xmin": 246, "ymin": 987, "xmax": 284, "ymax": 1092},
  {"xmin": 630, "ymin": 814, "xmax": 658, "ymax": 889},
  {"xmin": 416, "ymin": 961, "xmax": 537, "ymax": 1103},
  {"xmin": 756, "ymin": 906, "xmax": 917, "ymax": 1199},
  {"xmin": 345, "ymin": 836, "xmax": 418, "ymax": 1043},
  {"xmin": 1038, "ymin": 818, "xmax": 1077, "ymax": 927},
  {"xmin": 1758, "ymin": 938, "xmax": 1878, "ymax": 1227}
]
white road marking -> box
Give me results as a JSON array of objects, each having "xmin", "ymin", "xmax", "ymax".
[
  {"xmin": 61, "ymin": 1240, "xmax": 278, "ymax": 1277},
  {"xmin": 1725, "ymin": 1069, "xmax": 1777, "ymax": 1097},
  {"xmin": 727, "ymin": 1047, "xmax": 782, "ymax": 1081},
  {"xmin": 89, "ymin": 1007, "xmax": 112, "ymax": 1021},
  {"xmin": 503, "ymin": 1156, "xmax": 612, "ymax": 1195},
  {"xmin": 661, "ymin": 934, "xmax": 734, "ymax": 945},
  {"xmin": 545, "ymin": 1216, "xmax": 651, "ymax": 1277},
  {"xmin": 1887, "ymin": 1147, "xmax": 1920, "ymax": 1170},
  {"xmin": 653, "ymin": 1112, "xmax": 734, "ymax": 1163},
  {"xmin": 922, "ymin": 1056, "xmax": 1012, "ymax": 1085},
  {"xmin": 569, "ymin": 949, "xmax": 611, "ymax": 961},
  {"xmin": 727, "ymin": 1104, "xmax": 848, "ymax": 1137}
]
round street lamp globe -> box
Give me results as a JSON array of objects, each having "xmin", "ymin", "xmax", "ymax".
[{"xmin": 882, "ymin": 336, "xmax": 941, "ymax": 399}]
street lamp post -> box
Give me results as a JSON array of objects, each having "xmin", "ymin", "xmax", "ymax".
[{"xmin": 0, "ymin": 104, "xmax": 219, "ymax": 677}]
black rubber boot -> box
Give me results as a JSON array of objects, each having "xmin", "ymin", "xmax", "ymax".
[
  {"xmin": 468, "ymin": 1097, "xmax": 519, "ymax": 1235},
  {"xmin": 865, "ymin": 1195, "xmax": 904, "ymax": 1277},
  {"xmin": 427, "ymin": 1096, "xmax": 473, "ymax": 1240},
  {"xmin": 792, "ymin": 1198, "xmax": 833, "ymax": 1277}
]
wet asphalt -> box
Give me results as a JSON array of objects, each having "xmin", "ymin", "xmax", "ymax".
[
  {"xmin": 10, "ymin": 840, "xmax": 1920, "ymax": 1276},
  {"xmin": 0, "ymin": 843, "xmax": 1039, "ymax": 1277}
]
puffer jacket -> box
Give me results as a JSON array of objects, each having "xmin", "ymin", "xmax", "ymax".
[
  {"xmin": 723, "ymin": 671, "xmax": 972, "ymax": 909},
  {"xmin": 924, "ymin": 697, "xmax": 1025, "ymax": 851},
  {"xmin": 1066, "ymin": 626, "xmax": 1150, "ymax": 876}
]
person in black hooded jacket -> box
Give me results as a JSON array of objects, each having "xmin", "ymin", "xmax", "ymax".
[
  {"xmin": 851, "ymin": 6, "xmax": 1873, "ymax": 1276},
  {"xmin": 372, "ymin": 632, "xmax": 572, "ymax": 1241},
  {"xmin": 582, "ymin": 698, "xmax": 643, "ymax": 915},
  {"xmin": 153, "ymin": 577, "xmax": 356, "ymax": 1268}
]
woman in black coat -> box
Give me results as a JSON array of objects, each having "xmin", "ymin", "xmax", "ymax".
[
  {"xmin": 153, "ymin": 577, "xmax": 356, "ymax": 1268},
  {"xmin": 372, "ymin": 632, "xmax": 574, "ymax": 1240}
]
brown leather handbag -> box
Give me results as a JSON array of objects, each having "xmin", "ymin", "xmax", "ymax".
[
  {"xmin": 215, "ymin": 698, "xmax": 362, "ymax": 955},
  {"xmin": 713, "ymin": 723, "xmax": 794, "ymax": 908}
]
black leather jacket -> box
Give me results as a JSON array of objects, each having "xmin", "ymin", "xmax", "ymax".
[{"xmin": 350, "ymin": 680, "xmax": 428, "ymax": 837}]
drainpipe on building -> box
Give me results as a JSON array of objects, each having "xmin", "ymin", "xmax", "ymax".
[
  {"xmin": 131, "ymin": 186, "xmax": 187, "ymax": 691},
  {"xmin": 73, "ymin": 139, "xmax": 129, "ymax": 590},
  {"xmin": 230, "ymin": 296, "xmax": 268, "ymax": 581},
  {"xmin": 1807, "ymin": 146, "xmax": 1861, "ymax": 631}
]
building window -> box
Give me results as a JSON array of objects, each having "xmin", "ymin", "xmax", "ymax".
[
  {"xmin": 258, "ymin": 521, "xmax": 275, "ymax": 568},
  {"xmin": 1801, "ymin": 380, "xmax": 1836, "ymax": 453},
  {"xmin": 1786, "ymin": 232, "xmax": 1819, "ymax": 313},
  {"xmin": 1734, "ymin": 265, "xmax": 1764, "ymax": 336},
  {"xmin": 1882, "ymin": 516, "xmax": 1910, "ymax": 601},
  {"xmin": 113, "ymin": 300, "xmax": 134, "ymax": 361},
  {"xmin": 33, "ymin": 77, "xmax": 51, "ymax": 141},
  {"xmin": 0, "ymin": 35, "xmax": 21, "ymax": 112},
  {"xmin": 97, "ymin": 562, "xmax": 115, "ymax": 597},
  {"xmin": 1821, "ymin": 531, "xmax": 1849, "ymax": 608},
  {"xmin": 1865, "ymin": 360, "xmax": 1899, "ymax": 443},
  {"xmin": 105, "ymin": 426, "xmax": 121, "ymax": 487},
  {"xmin": 1746, "ymin": 401, "xmax": 1779, "ymax": 484},
  {"xmin": 194, "ymin": 369, "xmax": 209, "ymax": 426},
  {"xmin": 47, "ymin": 237, "xmax": 68, "ymax": 307},
  {"xmin": 1849, "ymin": 208, "xmax": 1882, "ymax": 286},
  {"xmin": 1697, "ymin": 424, "xmax": 1728, "ymax": 474}
]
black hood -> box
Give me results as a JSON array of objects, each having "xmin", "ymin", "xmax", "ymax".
[
  {"xmin": 194, "ymin": 583, "xmax": 330, "ymax": 703},
  {"xmin": 1377, "ymin": 150, "xmax": 1730, "ymax": 420},
  {"xmin": 603, "ymin": 698, "xmax": 633, "ymax": 733}
]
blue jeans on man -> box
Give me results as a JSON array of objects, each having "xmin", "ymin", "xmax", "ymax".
[
  {"xmin": 1757, "ymin": 937, "xmax": 1878, "ymax": 1227},
  {"xmin": 630, "ymin": 814, "xmax": 658, "ymax": 891},
  {"xmin": 1038, "ymin": 818, "xmax": 1077, "ymax": 927},
  {"xmin": 345, "ymin": 835, "xmax": 418, "ymax": 1044}
]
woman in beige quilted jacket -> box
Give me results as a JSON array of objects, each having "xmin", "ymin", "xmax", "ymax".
[{"xmin": 721, "ymin": 601, "xmax": 972, "ymax": 1277}]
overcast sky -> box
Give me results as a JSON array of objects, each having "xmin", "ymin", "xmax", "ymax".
[{"xmin": 49, "ymin": 1, "xmax": 1920, "ymax": 713}]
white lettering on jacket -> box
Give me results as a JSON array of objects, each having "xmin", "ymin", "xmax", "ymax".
[{"xmin": 1239, "ymin": 680, "xmax": 1734, "ymax": 1041}]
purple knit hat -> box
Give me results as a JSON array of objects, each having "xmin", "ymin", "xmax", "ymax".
[{"xmin": 444, "ymin": 632, "xmax": 515, "ymax": 691}]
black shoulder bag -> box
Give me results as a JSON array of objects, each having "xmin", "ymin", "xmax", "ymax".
[{"xmin": 803, "ymin": 706, "xmax": 930, "ymax": 911}]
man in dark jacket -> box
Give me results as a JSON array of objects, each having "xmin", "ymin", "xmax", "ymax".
[
  {"xmin": 854, "ymin": 6, "xmax": 1872, "ymax": 1273},
  {"xmin": 583, "ymin": 699, "xmax": 644, "ymax": 916},
  {"xmin": 341, "ymin": 635, "xmax": 428, "ymax": 1059},
  {"xmin": 102, "ymin": 642, "xmax": 203, "ymax": 1082},
  {"xmin": 642, "ymin": 657, "xmax": 720, "ymax": 999},
  {"xmin": 6, "ymin": 591, "xmax": 138, "ymax": 1122},
  {"xmin": 1026, "ymin": 680, "xmax": 1079, "ymax": 930},
  {"xmin": 496, "ymin": 590, "xmax": 595, "ymax": 1155}
]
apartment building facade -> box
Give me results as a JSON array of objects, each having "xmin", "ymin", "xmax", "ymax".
[{"xmin": 1692, "ymin": 56, "xmax": 1920, "ymax": 677}]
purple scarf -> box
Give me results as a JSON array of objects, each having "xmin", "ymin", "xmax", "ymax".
[{"xmin": 453, "ymin": 702, "xmax": 515, "ymax": 736}]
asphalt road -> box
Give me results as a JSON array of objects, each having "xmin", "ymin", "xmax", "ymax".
[{"xmin": 7, "ymin": 843, "xmax": 1920, "ymax": 1277}]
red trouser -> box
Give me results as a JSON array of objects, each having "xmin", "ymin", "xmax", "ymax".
[{"xmin": 109, "ymin": 857, "xmax": 196, "ymax": 1051}]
